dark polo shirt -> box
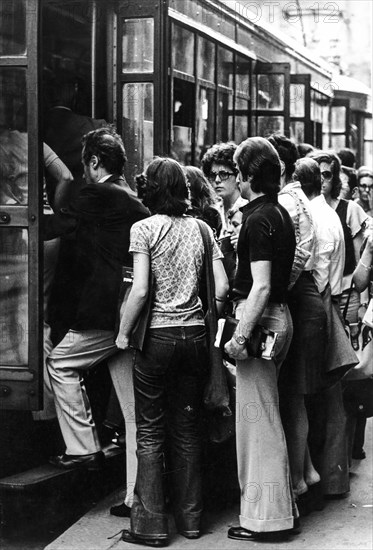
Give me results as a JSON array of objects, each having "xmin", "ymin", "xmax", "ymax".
[{"xmin": 232, "ymin": 195, "xmax": 295, "ymax": 304}]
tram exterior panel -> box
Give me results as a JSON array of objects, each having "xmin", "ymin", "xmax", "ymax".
[{"xmin": 0, "ymin": 0, "xmax": 371, "ymax": 410}]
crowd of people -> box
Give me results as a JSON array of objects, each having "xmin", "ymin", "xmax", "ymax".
[{"xmin": 2, "ymin": 91, "xmax": 372, "ymax": 546}]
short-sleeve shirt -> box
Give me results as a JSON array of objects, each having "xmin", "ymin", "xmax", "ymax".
[
  {"xmin": 130, "ymin": 214, "xmax": 223, "ymax": 328},
  {"xmin": 232, "ymin": 195, "xmax": 296, "ymax": 303}
]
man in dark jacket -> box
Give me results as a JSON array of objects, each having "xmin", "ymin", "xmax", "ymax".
[{"xmin": 46, "ymin": 127, "xmax": 149, "ymax": 470}]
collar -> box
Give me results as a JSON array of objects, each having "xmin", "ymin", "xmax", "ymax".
[
  {"xmin": 98, "ymin": 174, "xmax": 114, "ymax": 183},
  {"xmin": 241, "ymin": 194, "xmax": 274, "ymax": 216}
]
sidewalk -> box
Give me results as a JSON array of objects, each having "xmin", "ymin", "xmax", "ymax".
[{"xmin": 46, "ymin": 419, "xmax": 373, "ymax": 550}]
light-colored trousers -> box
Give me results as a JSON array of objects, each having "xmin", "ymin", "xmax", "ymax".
[
  {"xmin": 235, "ymin": 300, "xmax": 295, "ymax": 533},
  {"xmin": 47, "ymin": 330, "xmax": 137, "ymax": 506}
]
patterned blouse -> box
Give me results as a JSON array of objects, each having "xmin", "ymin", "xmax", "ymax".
[{"xmin": 130, "ymin": 214, "xmax": 223, "ymax": 328}]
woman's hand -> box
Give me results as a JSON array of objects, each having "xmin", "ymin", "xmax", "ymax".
[
  {"xmin": 115, "ymin": 335, "xmax": 131, "ymax": 350},
  {"xmin": 224, "ymin": 337, "xmax": 248, "ymax": 360}
]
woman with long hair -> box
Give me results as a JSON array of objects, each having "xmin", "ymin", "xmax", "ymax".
[{"xmin": 116, "ymin": 157, "xmax": 228, "ymax": 547}]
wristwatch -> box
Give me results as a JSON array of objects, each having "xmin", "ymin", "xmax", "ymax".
[{"xmin": 233, "ymin": 332, "xmax": 246, "ymax": 345}]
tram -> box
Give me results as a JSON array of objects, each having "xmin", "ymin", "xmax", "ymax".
[{"xmin": 0, "ymin": 0, "xmax": 371, "ymax": 475}]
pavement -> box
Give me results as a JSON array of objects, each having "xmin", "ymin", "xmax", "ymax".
[{"xmin": 44, "ymin": 418, "xmax": 373, "ymax": 550}]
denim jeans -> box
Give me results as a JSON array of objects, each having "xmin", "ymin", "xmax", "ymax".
[{"xmin": 131, "ymin": 325, "xmax": 208, "ymax": 541}]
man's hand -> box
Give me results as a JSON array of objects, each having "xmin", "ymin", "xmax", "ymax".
[{"xmin": 224, "ymin": 337, "xmax": 248, "ymax": 360}]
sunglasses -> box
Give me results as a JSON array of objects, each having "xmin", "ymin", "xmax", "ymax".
[
  {"xmin": 359, "ymin": 184, "xmax": 373, "ymax": 191},
  {"xmin": 321, "ymin": 170, "xmax": 333, "ymax": 180},
  {"xmin": 208, "ymin": 170, "xmax": 236, "ymax": 182}
]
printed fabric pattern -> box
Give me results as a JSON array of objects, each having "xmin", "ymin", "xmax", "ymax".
[{"xmin": 130, "ymin": 215, "xmax": 223, "ymax": 328}]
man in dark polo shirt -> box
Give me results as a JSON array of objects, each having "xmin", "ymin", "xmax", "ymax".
[{"xmin": 45, "ymin": 127, "xmax": 149, "ymax": 470}]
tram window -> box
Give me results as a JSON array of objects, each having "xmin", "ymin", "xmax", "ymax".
[
  {"xmin": 172, "ymin": 25, "xmax": 194, "ymax": 76},
  {"xmin": 0, "ymin": 229, "xmax": 29, "ymax": 366},
  {"xmin": 235, "ymin": 115, "xmax": 249, "ymax": 144},
  {"xmin": 331, "ymin": 135, "xmax": 347, "ymax": 150},
  {"xmin": 364, "ymin": 118, "xmax": 373, "ymax": 167},
  {"xmin": 257, "ymin": 116, "xmax": 284, "ymax": 137},
  {"xmin": 122, "ymin": 18, "xmax": 154, "ymax": 73},
  {"xmin": 0, "ymin": 68, "xmax": 28, "ymax": 203},
  {"xmin": 172, "ymin": 78, "xmax": 194, "ymax": 164},
  {"xmin": 197, "ymin": 37, "xmax": 215, "ymax": 82},
  {"xmin": 217, "ymin": 91, "xmax": 233, "ymax": 143},
  {"xmin": 236, "ymin": 56, "xmax": 250, "ymax": 98},
  {"xmin": 290, "ymin": 84, "xmax": 305, "ymax": 118},
  {"xmin": 218, "ymin": 47, "xmax": 233, "ymax": 88},
  {"xmin": 0, "ymin": 0, "xmax": 26, "ymax": 56},
  {"xmin": 290, "ymin": 121, "xmax": 305, "ymax": 144},
  {"xmin": 256, "ymin": 74, "xmax": 285, "ymax": 111},
  {"xmin": 196, "ymin": 87, "xmax": 215, "ymax": 160},
  {"xmin": 331, "ymin": 106, "xmax": 346, "ymax": 132},
  {"xmin": 122, "ymin": 83, "xmax": 154, "ymax": 186}
]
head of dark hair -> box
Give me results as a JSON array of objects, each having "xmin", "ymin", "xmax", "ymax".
[
  {"xmin": 267, "ymin": 134, "xmax": 299, "ymax": 181},
  {"xmin": 341, "ymin": 166, "xmax": 358, "ymax": 193},
  {"xmin": 294, "ymin": 157, "xmax": 321, "ymax": 197},
  {"xmin": 235, "ymin": 137, "xmax": 281, "ymax": 202},
  {"xmin": 81, "ymin": 127, "xmax": 127, "ymax": 175},
  {"xmin": 183, "ymin": 166, "xmax": 217, "ymax": 212},
  {"xmin": 138, "ymin": 157, "xmax": 189, "ymax": 216},
  {"xmin": 310, "ymin": 150, "xmax": 342, "ymax": 199},
  {"xmin": 337, "ymin": 148, "xmax": 356, "ymax": 168},
  {"xmin": 201, "ymin": 142, "xmax": 238, "ymax": 177},
  {"xmin": 297, "ymin": 143, "xmax": 315, "ymax": 158}
]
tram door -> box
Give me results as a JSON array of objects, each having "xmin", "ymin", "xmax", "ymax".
[
  {"xmin": 251, "ymin": 62, "xmax": 290, "ymax": 138},
  {"xmin": 0, "ymin": 1, "xmax": 43, "ymax": 410}
]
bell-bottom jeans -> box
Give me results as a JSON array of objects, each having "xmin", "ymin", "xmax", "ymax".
[{"xmin": 130, "ymin": 325, "xmax": 208, "ymax": 542}]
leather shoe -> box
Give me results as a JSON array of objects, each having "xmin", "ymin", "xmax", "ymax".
[
  {"xmin": 49, "ymin": 451, "xmax": 105, "ymax": 471},
  {"xmin": 228, "ymin": 524, "xmax": 299, "ymax": 541},
  {"xmin": 179, "ymin": 530, "xmax": 200, "ymax": 539},
  {"xmin": 110, "ymin": 502, "xmax": 131, "ymax": 518},
  {"xmin": 121, "ymin": 529, "xmax": 168, "ymax": 547}
]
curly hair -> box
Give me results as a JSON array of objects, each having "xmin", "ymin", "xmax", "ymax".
[
  {"xmin": 136, "ymin": 157, "xmax": 189, "ymax": 216},
  {"xmin": 81, "ymin": 126, "xmax": 127, "ymax": 175},
  {"xmin": 310, "ymin": 150, "xmax": 342, "ymax": 199},
  {"xmin": 267, "ymin": 134, "xmax": 299, "ymax": 181},
  {"xmin": 234, "ymin": 137, "xmax": 281, "ymax": 202},
  {"xmin": 201, "ymin": 142, "xmax": 238, "ymax": 178}
]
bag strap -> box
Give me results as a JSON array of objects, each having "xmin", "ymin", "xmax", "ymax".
[
  {"xmin": 343, "ymin": 279, "xmax": 354, "ymax": 322},
  {"xmin": 196, "ymin": 219, "xmax": 218, "ymax": 328}
]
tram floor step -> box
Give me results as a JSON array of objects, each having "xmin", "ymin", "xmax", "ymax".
[
  {"xmin": 0, "ymin": 444, "xmax": 123, "ymax": 491},
  {"xmin": 0, "ymin": 444, "xmax": 125, "ymax": 536}
]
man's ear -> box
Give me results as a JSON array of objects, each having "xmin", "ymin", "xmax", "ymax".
[
  {"xmin": 90, "ymin": 155, "xmax": 99, "ymax": 170},
  {"xmin": 280, "ymin": 160, "xmax": 286, "ymax": 177}
]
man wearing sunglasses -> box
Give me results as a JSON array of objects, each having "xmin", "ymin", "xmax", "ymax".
[{"xmin": 356, "ymin": 166, "xmax": 373, "ymax": 217}]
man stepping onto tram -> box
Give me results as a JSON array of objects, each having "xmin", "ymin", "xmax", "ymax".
[{"xmin": 45, "ymin": 127, "xmax": 149, "ymax": 470}]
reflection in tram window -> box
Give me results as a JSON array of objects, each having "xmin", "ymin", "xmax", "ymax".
[
  {"xmin": 290, "ymin": 121, "xmax": 305, "ymax": 144},
  {"xmin": 122, "ymin": 18, "xmax": 154, "ymax": 73},
  {"xmin": 0, "ymin": 0, "xmax": 26, "ymax": 56},
  {"xmin": 217, "ymin": 48, "xmax": 234, "ymax": 143},
  {"xmin": 257, "ymin": 115, "xmax": 285, "ymax": 137},
  {"xmin": 0, "ymin": 68, "xmax": 28, "ymax": 205},
  {"xmin": 257, "ymin": 74, "xmax": 285, "ymax": 110},
  {"xmin": 197, "ymin": 37, "xmax": 215, "ymax": 82},
  {"xmin": 172, "ymin": 24, "xmax": 194, "ymax": 76},
  {"xmin": 290, "ymin": 83, "xmax": 305, "ymax": 118},
  {"xmin": 196, "ymin": 87, "xmax": 215, "ymax": 162},
  {"xmin": 0, "ymin": 229, "xmax": 28, "ymax": 365},
  {"xmin": 122, "ymin": 83, "xmax": 154, "ymax": 186}
]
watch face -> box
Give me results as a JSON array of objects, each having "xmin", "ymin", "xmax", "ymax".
[{"xmin": 234, "ymin": 333, "xmax": 246, "ymax": 345}]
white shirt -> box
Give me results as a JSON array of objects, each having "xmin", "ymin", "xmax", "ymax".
[
  {"xmin": 310, "ymin": 194, "xmax": 345, "ymax": 296},
  {"xmin": 279, "ymin": 181, "xmax": 315, "ymax": 271}
]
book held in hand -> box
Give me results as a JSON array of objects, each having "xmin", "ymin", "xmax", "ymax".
[{"xmin": 214, "ymin": 316, "xmax": 278, "ymax": 361}]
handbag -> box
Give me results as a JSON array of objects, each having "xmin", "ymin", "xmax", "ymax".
[
  {"xmin": 196, "ymin": 219, "xmax": 231, "ymax": 416},
  {"xmin": 215, "ymin": 315, "xmax": 278, "ymax": 361},
  {"xmin": 116, "ymin": 265, "xmax": 153, "ymax": 351}
]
